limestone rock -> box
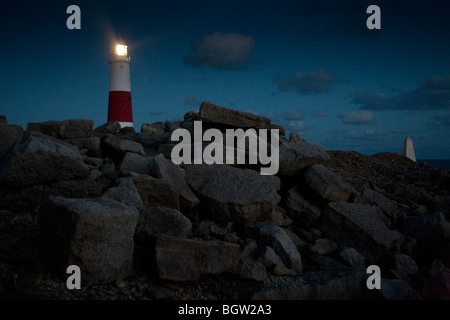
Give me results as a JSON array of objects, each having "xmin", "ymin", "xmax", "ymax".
[
  {"xmin": 246, "ymin": 221, "xmax": 303, "ymax": 272},
  {"xmin": 27, "ymin": 119, "xmax": 93, "ymax": 139},
  {"xmin": 185, "ymin": 164, "xmax": 280, "ymax": 223},
  {"xmin": 131, "ymin": 175, "xmax": 180, "ymax": 210},
  {"xmin": 0, "ymin": 132, "xmax": 90, "ymax": 186},
  {"xmin": 0, "ymin": 124, "xmax": 23, "ymax": 159},
  {"xmin": 304, "ymin": 164, "xmax": 358, "ymax": 203},
  {"xmin": 199, "ymin": 101, "xmax": 272, "ymax": 130},
  {"xmin": 102, "ymin": 177, "xmax": 145, "ymax": 210},
  {"xmin": 119, "ymin": 152, "xmax": 152, "ymax": 175},
  {"xmin": 310, "ymin": 238, "xmax": 338, "ymax": 256},
  {"xmin": 94, "ymin": 121, "xmax": 121, "ymax": 135},
  {"xmin": 278, "ymin": 140, "xmax": 330, "ymax": 176},
  {"xmin": 153, "ymin": 236, "xmax": 241, "ymax": 281},
  {"xmin": 39, "ymin": 196, "xmax": 139, "ymax": 286},
  {"xmin": 318, "ymin": 202, "xmax": 404, "ymax": 262},
  {"xmin": 135, "ymin": 207, "xmax": 192, "ymax": 240},
  {"xmin": 149, "ymin": 154, "xmax": 200, "ymax": 212}
]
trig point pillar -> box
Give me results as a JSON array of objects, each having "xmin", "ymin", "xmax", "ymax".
[
  {"xmin": 402, "ymin": 136, "xmax": 416, "ymax": 162},
  {"xmin": 107, "ymin": 38, "xmax": 133, "ymax": 128}
]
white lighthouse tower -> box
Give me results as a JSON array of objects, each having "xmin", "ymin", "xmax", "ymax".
[{"xmin": 108, "ymin": 38, "xmax": 133, "ymax": 128}]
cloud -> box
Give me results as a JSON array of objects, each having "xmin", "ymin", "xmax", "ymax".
[
  {"xmin": 286, "ymin": 120, "xmax": 307, "ymax": 133},
  {"xmin": 352, "ymin": 75, "xmax": 450, "ymax": 111},
  {"xmin": 184, "ymin": 32, "xmax": 257, "ymax": 70},
  {"xmin": 274, "ymin": 68, "xmax": 349, "ymax": 95},
  {"xmin": 312, "ymin": 109, "xmax": 328, "ymax": 117},
  {"xmin": 149, "ymin": 110, "xmax": 163, "ymax": 116},
  {"xmin": 338, "ymin": 110, "xmax": 375, "ymax": 124}
]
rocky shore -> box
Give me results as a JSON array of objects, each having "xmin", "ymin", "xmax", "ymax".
[{"xmin": 0, "ymin": 102, "xmax": 449, "ymax": 300}]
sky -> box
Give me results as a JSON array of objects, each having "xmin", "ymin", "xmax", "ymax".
[{"xmin": 1, "ymin": 0, "xmax": 449, "ymax": 159}]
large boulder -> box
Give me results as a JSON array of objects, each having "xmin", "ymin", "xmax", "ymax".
[
  {"xmin": 149, "ymin": 154, "xmax": 200, "ymax": 212},
  {"xmin": 135, "ymin": 207, "xmax": 192, "ymax": 240},
  {"xmin": 361, "ymin": 187, "xmax": 397, "ymax": 222},
  {"xmin": 119, "ymin": 152, "xmax": 152, "ymax": 175},
  {"xmin": 153, "ymin": 236, "xmax": 241, "ymax": 281},
  {"xmin": 318, "ymin": 202, "xmax": 404, "ymax": 262},
  {"xmin": 94, "ymin": 121, "xmax": 121, "ymax": 135},
  {"xmin": 246, "ymin": 221, "xmax": 303, "ymax": 272},
  {"xmin": 399, "ymin": 211, "xmax": 450, "ymax": 243},
  {"xmin": 278, "ymin": 140, "xmax": 330, "ymax": 176},
  {"xmin": 39, "ymin": 196, "xmax": 139, "ymax": 285},
  {"xmin": 131, "ymin": 175, "xmax": 180, "ymax": 210},
  {"xmin": 304, "ymin": 164, "xmax": 359, "ymax": 203},
  {"xmin": 102, "ymin": 177, "xmax": 145, "ymax": 210},
  {"xmin": 0, "ymin": 124, "xmax": 23, "ymax": 159},
  {"xmin": 199, "ymin": 102, "xmax": 272, "ymax": 130},
  {"xmin": 0, "ymin": 132, "xmax": 91, "ymax": 186},
  {"xmin": 27, "ymin": 119, "xmax": 93, "ymax": 139},
  {"xmin": 185, "ymin": 164, "xmax": 281, "ymax": 223}
]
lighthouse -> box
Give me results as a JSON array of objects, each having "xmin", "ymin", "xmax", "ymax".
[{"xmin": 107, "ymin": 38, "xmax": 133, "ymax": 128}]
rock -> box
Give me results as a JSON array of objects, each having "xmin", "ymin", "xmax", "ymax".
[
  {"xmin": 361, "ymin": 187, "xmax": 397, "ymax": 223},
  {"xmin": 136, "ymin": 133, "xmax": 165, "ymax": 149},
  {"xmin": 304, "ymin": 164, "xmax": 358, "ymax": 203},
  {"xmin": 119, "ymin": 152, "xmax": 152, "ymax": 175},
  {"xmin": 0, "ymin": 115, "xmax": 6, "ymax": 124},
  {"xmin": 289, "ymin": 132, "xmax": 306, "ymax": 144},
  {"xmin": 278, "ymin": 141, "xmax": 330, "ymax": 177},
  {"xmin": 135, "ymin": 207, "xmax": 192, "ymax": 240},
  {"xmin": 318, "ymin": 202, "xmax": 404, "ymax": 262},
  {"xmin": 102, "ymin": 177, "xmax": 145, "ymax": 210},
  {"xmin": 119, "ymin": 140, "xmax": 144, "ymax": 156},
  {"xmin": 165, "ymin": 121, "xmax": 180, "ymax": 132},
  {"xmin": 39, "ymin": 196, "xmax": 139, "ymax": 286},
  {"xmin": 199, "ymin": 101, "xmax": 272, "ymax": 130},
  {"xmin": 0, "ymin": 132, "xmax": 91, "ymax": 186},
  {"xmin": 131, "ymin": 175, "xmax": 180, "ymax": 210},
  {"xmin": 400, "ymin": 211, "xmax": 450, "ymax": 243},
  {"xmin": 432, "ymin": 238, "xmax": 450, "ymax": 269},
  {"xmin": 246, "ymin": 221, "xmax": 303, "ymax": 272},
  {"xmin": 236, "ymin": 256, "xmax": 267, "ymax": 281},
  {"xmin": 377, "ymin": 279, "xmax": 423, "ymax": 300},
  {"xmin": 273, "ymin": 264, "xmax": 296, "ymax": 276},
  {"xmin": 149, "ymin": 154, "xmax": 200, "ymax": 212},
  {"xmin": 284, "ymin": 228, "xmax": 308, "ymax": 252},
  {"xmin": 338, "ymin": 247, "xmax": 366, "ymax": 267},
  {"xmin": 251, "ymin": 267, "xmax": 366, "ymax": 299},
  {"xmin": 257, "ymin": 246, "xmax": 285, "ymax": 270},
  {"xmin": 422, "ymin": 259, "xmax": 450, "ymax": 300},
  {"xmin": 310, "ymin": 255, "xmax": 347, "ymax": 268},
  {"xmin": 94, "ymin": 121, "xmax": 121, "ymax": 135},
  {"xmin": 153, "ymin": 236, "xmax": 241, "ymax": 281},
  {"xmin": 116, "ymin": 126, "xmax": 136, "ymax": 141},
  {"xmin": 141, "ymin": 122, "xmax": 165, "ymax": 135},
  {"xmin": 185, "ymin": 164, "xmax": 280, "ymax": 223},
  {"xmin": 0, "ymin": 124, "xmax": 23, "ymax": 159},
  {"xmin": 284, "ymin": 187, "xmax": 322, "ymax": 227},
  {"xmin": 380, "ymin": 253, "xmax": 418, "ymax": 275},
  {"xmin": 64, "ymin": 136, "xmax": 101, "ymax": 156},
  {"xmin": 310, "ymin": 238, "xmax": 338, "ymax": 255},
  {"xmin": 27, "ymin": 119, "xmax": 93, "ymax": 139}
]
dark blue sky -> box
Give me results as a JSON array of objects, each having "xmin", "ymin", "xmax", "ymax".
[{"xmin": 1, "ymin": 0, "xmax": 449, "ymax": 158}]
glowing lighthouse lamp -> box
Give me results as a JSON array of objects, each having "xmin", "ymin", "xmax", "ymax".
[{"xmin": 108, "ymin": 39, "xmax": 133, "ymax": 128}]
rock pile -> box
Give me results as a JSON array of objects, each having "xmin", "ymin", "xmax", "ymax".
[{"xmin": 0, "ymin": 101, "xmax": 450, "ymax": 300}]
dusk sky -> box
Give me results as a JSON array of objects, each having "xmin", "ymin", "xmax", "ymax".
[{"xmin": 1, "ymin": 0, "xmax": 449, "ymax": 158}]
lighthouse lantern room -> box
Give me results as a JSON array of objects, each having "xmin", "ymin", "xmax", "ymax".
[{"xmin": 107, "ymin": 39, "xmax": 133, "ymax": 128}]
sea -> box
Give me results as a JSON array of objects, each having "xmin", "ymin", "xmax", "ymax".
[{"xmin": 418, "ymin": 159, "xmax": 450, "ymax": 170}]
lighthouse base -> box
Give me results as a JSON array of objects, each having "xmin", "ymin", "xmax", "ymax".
[{"xmin": 119, "ymin": 121, "xmax": 134, "ymax": 128}]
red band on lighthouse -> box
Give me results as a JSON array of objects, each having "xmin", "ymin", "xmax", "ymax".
[{"xmin": 107, "ymin": 40, "xmax": 133, "ymax": 128}]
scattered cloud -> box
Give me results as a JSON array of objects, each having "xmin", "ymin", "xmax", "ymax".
[
  {"xmin": 352, "ymin": 75, "xmax": 450, "ymax": 111},
  {"xmin": 286, "ymin": 120, "xmax": 307, "ymax": 134},
  {"xmin": 149, "ymin": 110, "xmax": 163, "ymax": 116},
  {"xmin": 279, "ymin": 110, "xmax": 305, "ymax": 121},
  {"xmin": 338, "ymin": 110, "xmax": 375, "ymax": 124},
  {"xmin": 312, "ymin": 109, "xmax": 328, "ymax": 117},
  {"xmin": 184, "ymin": 32, "xmax": 257, "ymax": 70},
  {"xmin": 274, "ymin": 68, "xmax": 349, "ymax": 95}
]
